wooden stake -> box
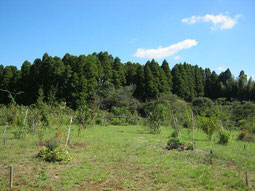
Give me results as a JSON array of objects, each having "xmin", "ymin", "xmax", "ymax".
[
  {"xmin": 32, "ymin": 120, "xmax": 35, "ymax": 134},
  {"xmin": 192, "ymin": 111, "xmax": 195, "ymax": 151},
  {"xmin": 246, "ymin": 170, "xmax": 249, "ymax": 187},
  {"xmin": 102, "ymin": 112, "xmax": 105, "ymax": 126},
  {"xmin": 78, "ymin": 127, "xmax": 81, "ymax": 137},
  {"xmin": 4, "ymin": 127, "xmax": 6, "ymax": 146},
  {"xmin": 23, "ymin": 109, "xmax": 28, "ymax": 126},
  {"xmin": 210, "ymin": 150, "xmax": 213, "ymax": 164},
  {"xmin": 10, "ymin": 165, "xmax": 13, "ymax": 189},
  {"xmin": 65, "ymin": 117, "xmax": 73, "ymax": 147}
]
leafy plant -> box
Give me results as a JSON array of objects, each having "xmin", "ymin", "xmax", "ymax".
[
  {"xmin": 45, "ymin": 137, "xmax": 60, "ymax": 151},
  {"xmin": 145, "ymin": 102, "xmax": 168, "ymax": 134},
  {"xmin": 37, "ymin": 146, "xmax": 72, "ymax": 163},
  {"xmin": 166, "ymin": 138, "xmax": 185, "ymax": 151},
  {"xmin": 218, "ymin": 129, "xmax": 231, "ymax": 144},
  {"xmin": 197, "ymin": 115, "xmax": 221, "ymax": 141},
  {"xmin": 37, "ymin": 137, "xmax": 71, "ymax": 163}
]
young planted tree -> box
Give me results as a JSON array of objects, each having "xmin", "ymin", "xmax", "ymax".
[
  {"xmin": 197, "ymin": 114, "xmax": 221, "ymax": 141},
  {"xmin": 144, "ymin": 101, "xmax": 168, "ymax": 134}
]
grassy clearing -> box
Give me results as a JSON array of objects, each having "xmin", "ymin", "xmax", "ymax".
[{"xmin": 0, "ymin": 125, "xmax": 255, "ymax": 190}]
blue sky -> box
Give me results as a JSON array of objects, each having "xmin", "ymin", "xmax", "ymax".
[{"xmin": 0, "ymin": 0, "xmax": 254, "ymax": 78}]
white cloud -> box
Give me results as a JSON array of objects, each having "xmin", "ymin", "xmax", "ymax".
[
  {"xmin": 174, "ymin": 56, "xmax": 181, "ymax": 60},
  {"xmin": 133, "ymin": 39, "xmax": 198, "ymax": 59},
  {"xmin": 182, "ymin": 14, "xmax": 240, "ymax": 30},
  {"xmin": 216, "ymin": 67, "xmax": 225, "ymax": 72}
]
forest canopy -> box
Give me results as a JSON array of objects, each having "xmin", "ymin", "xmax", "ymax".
[{"xmin": 0, "ymin": 51, "xmax": 254, "ymax": 108}]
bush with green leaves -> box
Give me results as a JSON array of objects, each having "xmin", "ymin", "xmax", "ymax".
[
  {"xmin": 37, "ymin": 146, "xmax": 72, "ymax": 163},
  {"xmin": 192, "ymin": 97, "xmax": 214, "ymax": 115},
  {"xmin": 197, "ymin": 115, "xmax": 221, "ymax": 141},
  {"xmin": 145, "ymin": 103, "xmax": 167, "ymax": 133},
  {"xmin": 218, "ymin": 129, "xmax": 231, "ymax": 144},
  {"xmin": 166, "ymin": 138, "xmax": 185, "ymax": 150},
  {"xmin": 37, "ymin": 138, "xmax": 71, "ymax": 163}
]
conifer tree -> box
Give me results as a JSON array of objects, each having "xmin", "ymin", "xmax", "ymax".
[
  {"xmin": 97, "ymin": 52, "xmax": 113, "ymax": 83},
  {"xmin": 144, "ymin": 62, "xmax": 158, "ymax": 100},
  {"xmin": 194, "ymin": 65, "xmax": 204, "ymax": 97},
  {"xmin": 161, "ymin": 60, "xmax": 173, "ymax": 91},
  {"xmin": 112, "ymin": 57, "xmax": 126, "ymax": 88}
]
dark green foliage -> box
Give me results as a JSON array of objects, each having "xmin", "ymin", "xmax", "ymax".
[
  {"xmin": 0, "ymin": 51, "xmax": 255, "ymax": 107},
  {"xmin": 192, "ymin": 97, "xmax": 214, "ymax": 115},
  {"xmin": 144, "ymin": 62, "xmax": 159, "ymax": 100},
  {"xmin": 161, "ymin": 60, "xmax": 173, "ymax": 91},
  {"xmin": 218, "ymin": 129, "xmax": 231, "ymax": 144},
  {"xmin": 166, "ymin": 138, "xmax": 185, "ymax": 150},
  {"xmin": 232, "ymin": 102, "xmax": 255, "ymax": 124}
]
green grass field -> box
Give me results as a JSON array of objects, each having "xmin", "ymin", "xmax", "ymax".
[{"xmin": 0, "ymin": 125, "xmax": 255, "ymax": 190}]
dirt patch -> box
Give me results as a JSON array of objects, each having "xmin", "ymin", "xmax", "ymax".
[{"xmin": 69, "ymin": 141, "xmax": 86, "ymax": 148}]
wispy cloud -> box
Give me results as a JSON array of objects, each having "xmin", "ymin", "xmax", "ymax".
[
  {"xmin": 133, "ymin": 39, "xmax": 198, "ymax": 59},
  {"xmin": 174, "ymin": 56, "xmax": 181, "ymax": 60},
  {"xmin": 216, "ymin": 67, "xmax": 225, "ymax": 72},
  {"xmin": 182, "ymin": 14, "xmax": 240, "ymax": 30}
]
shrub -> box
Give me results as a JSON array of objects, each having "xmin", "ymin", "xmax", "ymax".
[
  {"xmin": 166, "ymin": 138, "xmax": 185, "ymax": 151},
  {"xmin": 238, "ymin": 129, "xmax": 249, "ymax": 141},
  {"xmin": 197, "ymin": 115, "xmax": 221, "ymax": 140},
  {"xmin": 37, "ymin": 146, "xmax": 72, "ymax": 163},
  {"xmin": 45, "ymin": 137, "xmax": 60, "ymax": 151},
  {"xmin": 237, "ymin": 129, "xmax": 255, "ymax": 142},
  {"xmin": 186, "ymin": 142, "xmax": 194, "ymax": 150},
  {"xmin": 192, "ymin": 97, "xmax": 214, "ymax": 115},
  {"xmin": 110, "ymin": 117, "xmax": 122, "ymax": 125},
  {"xmin": 170, "ymin": 131, "xmax": 178, "ymax": 138},
  {"xmin": 144, "ymin": 102, "xmax": 168, "ymax": 134},
  {"xmin": 218, "ymin": 129, "xmax": 231, "ymax": 144},
  {"xmin": 37, "ymin": 137, "xmax": 72, "ymax": 163}
]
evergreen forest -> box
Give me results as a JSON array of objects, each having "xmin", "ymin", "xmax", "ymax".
[{"xmin": 0, "ymin": 51, "xmax": 254, "ymax": 107}]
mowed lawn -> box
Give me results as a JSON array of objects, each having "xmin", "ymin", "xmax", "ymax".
[{"xmin": 0, "ymin": 125, "xmax": 255, "ymax": 190}]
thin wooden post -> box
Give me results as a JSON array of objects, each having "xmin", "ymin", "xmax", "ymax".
[
  {"xmin": 210, "ymin": 150, "xmax": 213, "ymax": 164},
  {"xmin": 10, "ymin": 165, "xmax": 13, "ymax": 189},
  {"xmin": 78, "ymin": 127, "xmax": 81, "ymax": 137},
  {"xmin": 192, "ymin": 111, "xmax": 195, "ymax": 151},
  {"xmin": 4, "ymin": 127, "xmax": 6, "ymax": 146},
  {"xmin": 102, "ymin": 112, "xmax": 105, "ymax": 126},
  {"xmin": 23, "ymin": 109, "xmax": 28, "ymax": 126},
  {"xmin": 65, "ymin": 117, "xmax": 73, "ymax": 147},
  {"xmin": 246, "ymin": 170, "xmax": 249, "ymax": 187},
  {"xmin": 32, "ymin": 120, "xmax": 35, "ymax": 134}
]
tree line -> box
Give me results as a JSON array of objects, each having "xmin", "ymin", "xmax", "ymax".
[{"xmin": 0, "ymin": 51, "xmax": 254, "ymax": 108}]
